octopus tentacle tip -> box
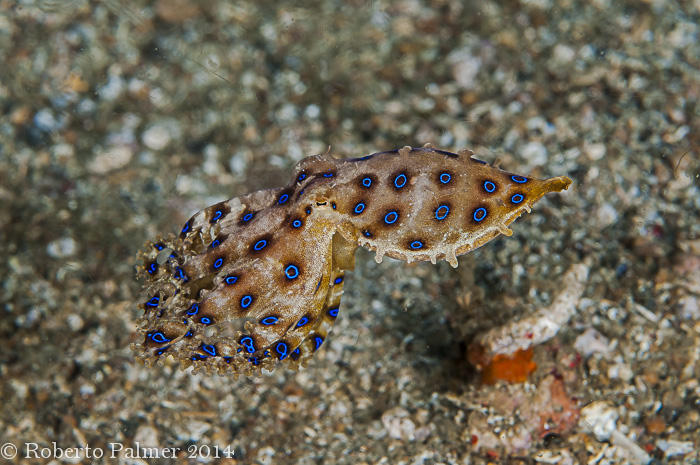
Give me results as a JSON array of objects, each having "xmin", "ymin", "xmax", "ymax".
[{"xmin": 545, "ymin": 175, "xmax": 573, "ymax": 192}]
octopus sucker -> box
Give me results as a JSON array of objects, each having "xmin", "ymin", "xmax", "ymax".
[{"xmin": 133, "ymin": 146, "xmax": 572, "ymax": 376}]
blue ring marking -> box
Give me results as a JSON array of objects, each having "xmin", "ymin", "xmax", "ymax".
[
  {"xmin": 473, "ymin": 207, "xmax": 488, "ymax": 222},
  {"xmin": 147, "ymin": 262, "xmax": 158, "ymax": 274},
  {"xmin": 483, "ymin": 180, "xmax": 496, "ymax": 193},
  {"xmin": 248, "ymin": 357, "xmax": 260, "ymax": 365},
  {"xmin": 211, "ymin": 209, "xmax": 223, "ymax": 223},
  {"xmin": 328, "ymin": 307, "xmax": 339, "ymax": 318},
  {"xmin": 297, "ymin": 172, "xmax": 307, "ymax": 182},
  {"xmin": 353, "ymin": 202, "xmax": 366, "ymax": 214},
  {"xmin": 174, "ymin": 267, "xmax": 188, "ymax": 282},
  {"xmin": 384, "ymin": 211, "xmax": 399, "ymax": 225},
  {"xmin": 223, "ymin": 356, "xmax": 232, "ymax": 363},
  {"xmin": 148, "ymin": 331, "xmax": 170, "ymax": 344},
  {"xmin": 305, "ymin": 206, "xmax": 312, "ymax": 214},
  {"xmin": 292, "ymin": 219, "xmax": 303, "ymax": 228},
  {"xmin": 199, "ymin": 316, "xmax": 213, "ymax": 325},
  {"xmin": 313, "ymin": 336, "xmax": 324, "ymax": 351},
  {"xmin": 181, "ymin": 220, "xmax": 191, "ymax": 235},
  {"xmin": 185, "ymin": 331, "xmax": 193, "ymax": 338},
  {"xmin": 363, "ymin": 230, "xmax": 372, "ymax": 238},
  {"xmin": 511, "ymin": 175, "xmax": 528, "ymax": 183},
  {"xmin": 240, "ymin": 295, "xmax": 253, "ymax": 309},
  {"xmin": 278, "ymin": 193, "xmax": 289, "ymax": 204},
  {"xmin": 191, "ymin": 354, "xmax": 208, "ymax": 361},
  {"xmin": 409, "ymin": 240, "xmax": 424, "ymax": 250},
  {"xmin": 275, "ymin": 342, "xmax": 289, "ymax": 360},
  {"xmin": 253, "ymin": 239, "xmax": 267, "ymax": 251},
  {"xmin": 201, "ymin": 344, "xmax": 217, "ymax": 357},
  {"xmin": 291, "ymin": 348, "xmax": 301, "ymax": 360},
  {"xmin": 213, "ymin": 257, "xmax": 224, "ymax": 270},
  {"xmin": 439, "ymin": 172, "xmax": 452, "ymax": 184},
  {"xmin": 361, "ymin": 176, "xmax": 373, "ymax": 188},
  {"xmin": 154, "ymin": 242, "xmax": 165, "ymax": 250},
  {"xmin": 334, "ymin": 276, "xmax": 343, "ymax": 284},
  {"xmin": 210, "ymin": 239, "xmax": 221, "ymax": 248},
  {"xmin": 435, "ymin": 205, "xmax": 450, "ymax": 220},
  {"xmin": 332, "ymin": 202, "xmax": 336, "ymax": 210},
  {"xmin": 296, "ymin": 316, "xmax": 309, "ymax": 327},
  {"xmin": 471, "ymin": 158, "xmax": 487, "ymax": 165},
  {"xmin": 224, "ymin": 275, "xmax": 238, "ymax": 285},
  {"xmin": 316, "ymin": 278, "xmax": 322, "ymax": 290},
  {"xmin": 511, "ymin": 193, "xmax": 524, "ymax": 204},
  {"xmin": 260, "ymin": 316, "xmax": 278, "ymax": 325},
  {"xmin": 323, "ymin": 171, "xmax": 334, "ymax": 178},
  {"xmin": 239, "ymin": 336, "xmax": 256, "ymax": 353},
  {"xmin": 284, "ymin": 264, "xmax": 300, "ymax": 279},
  {"xmin": 393, "ymin": 173, "xmax": 407, "ymax": 188},
  {"xmin": 242, "ymin": 212, "xmax": 254, "ymax": 222},
  {"xmin": 155, "ymin": 345, "xmax": 169, "ymax": 355},
  {"xmin": 146, "ymin": 296, "xmax": 159, "ymax": 307}
]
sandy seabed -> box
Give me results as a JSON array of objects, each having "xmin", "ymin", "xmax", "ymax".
[{"xmin": 1, "ymin": 1, "xmax": 698, "ymax": 464}]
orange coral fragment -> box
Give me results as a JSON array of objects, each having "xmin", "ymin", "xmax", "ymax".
[{"xmin": 480, "ymin": 348, "xmax": 536, "ymax": 384}]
